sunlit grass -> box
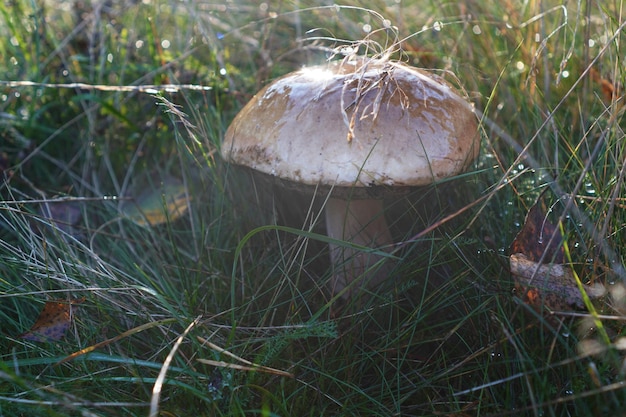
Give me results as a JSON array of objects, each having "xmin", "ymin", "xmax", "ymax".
[{"xmin": 1, "ymin": 0, "xmax": 625, "ymax": 415}]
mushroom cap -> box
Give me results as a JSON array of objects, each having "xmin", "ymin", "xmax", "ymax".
[{"xmin": 222, "ymin": 58, "xmax": 479, "ymax": 195}]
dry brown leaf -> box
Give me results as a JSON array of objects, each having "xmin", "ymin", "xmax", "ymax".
[
  {"xmin": 509, "ymin": 193, "xmax": 605, "ymax": 314},
  {"xmin": 510, "ymin": 195, "xmax": 563, "ymax": 263},
  {"xmin": 510, "ymin": 253, "xmax": 605, "ymax": 311},
  {"xmin": 120, "ymin": 177, "xmax": 190, "ymax": 226},
  {"xmin": 20, "ymin": 298, "xmax": 84, "ymax": 342}
]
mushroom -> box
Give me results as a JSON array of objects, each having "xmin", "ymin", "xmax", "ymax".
[{"xmin": 222, "ymin": 58, "xmax": 479, "ymax": 298}]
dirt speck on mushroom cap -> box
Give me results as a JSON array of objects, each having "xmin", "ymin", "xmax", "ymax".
[{"xmin": 222, "ymin": 58, "xmax": 480, "ymax": 189}]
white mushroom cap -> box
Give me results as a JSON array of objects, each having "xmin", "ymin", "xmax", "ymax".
[{"xmin": 222, "ymin": 58, "xmax": 479, "ymax": 193}]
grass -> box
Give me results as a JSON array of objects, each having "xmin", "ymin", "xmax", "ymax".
[{"xmin": 1, "ymin": 0, "xmax": 625, "ymax": 415}]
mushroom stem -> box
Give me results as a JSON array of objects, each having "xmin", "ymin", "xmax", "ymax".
[{"xmin": 324, "ymin": 197, "xmax": 394, "ymax": 298}]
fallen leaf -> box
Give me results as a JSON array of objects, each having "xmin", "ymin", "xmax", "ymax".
[
  {"xmin": 120, "ymin": 177, "xmax": 190, "ymax": 226},
  {"xmin": 510, "ymin": 253, "xmax": 605, "ymax": 311},
  {"xmin": 20, "ymin": 298, "xmax": 84, "ymax": 342},
  {"xmin": 590, "ymin": 67, "xmax": 623, "ymax": 104},
  {"xmin": 510, "ymin": 194, "xmax": 563, "ymax": 263},
  {"xmin": 509, "ymin": 193, "xmax": 605, "ymax": 314}
]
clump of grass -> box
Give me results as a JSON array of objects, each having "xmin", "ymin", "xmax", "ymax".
[{"xmin": 1, "ymin": 0, "xmax": 625, "ymax": 416}]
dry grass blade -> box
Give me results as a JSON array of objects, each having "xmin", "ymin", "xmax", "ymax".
[
  {"xmin": 197, "ymin": 336, "xmax": 294, "ymax": 378},
  {"xmin": 149, "ymin": 316, "xmax": 202, "ymax": 417},
  {"xmin": 55, "ymin": 318, "xmax": 177, "ymax": 367},
  {"xmin": 196, "ymin": 359, "xmax": 294, "ymax": 378},
  {"xmin": 0, "ymin": 80, "xmax": 213, "ymax": 92}
]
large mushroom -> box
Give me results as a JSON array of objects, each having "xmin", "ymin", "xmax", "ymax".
[{"xmin": 222, "ymin": 58, "xmax": 479, "ymax": 298}]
